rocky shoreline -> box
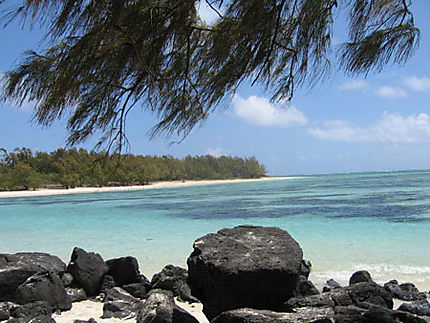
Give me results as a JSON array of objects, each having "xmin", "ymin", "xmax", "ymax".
[{"xmin": 1, "ymin": 225, "xmax": 429, "ymax": 323}]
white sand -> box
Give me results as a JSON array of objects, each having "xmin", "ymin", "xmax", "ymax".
[
  {"xmin": 52, "ymin": 299, "xmax": 209, "ymax": 323},
  {"xmin": 0, "ymin": 177, "xmax": 304, "ymax": 198}
]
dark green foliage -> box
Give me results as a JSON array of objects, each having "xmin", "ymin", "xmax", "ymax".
[
  {"xmin": 0, "ymin": 147, "xmax": 267, "ymax": 191},
  {"xmin": 0, "ymin": 0, "xmax": 419, "ymax": 151}
]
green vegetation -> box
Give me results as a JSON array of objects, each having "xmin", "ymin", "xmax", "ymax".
[
  {"xmin": 1, "ymin": 0, "xmax": 419, "ymax": 151},
  {"xmin": 0, "ymin": 147, "xmax": 267, "ymax": 191}
]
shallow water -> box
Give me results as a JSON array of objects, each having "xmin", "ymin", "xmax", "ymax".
[{"xmin": 1, "ymin": 171, "xmax": 430, "ymax": 290}]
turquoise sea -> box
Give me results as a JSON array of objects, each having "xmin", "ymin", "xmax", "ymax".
[{"xmin": 1, "ymin": 171, "xmax": 430, "ymax": 291}]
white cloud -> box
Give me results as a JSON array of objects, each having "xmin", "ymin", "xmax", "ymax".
[
  {"xmin": 338, "ymin": 80, "xmax": 368, "ymax": 91},
  {"xmin": 232, "ymin": 95, "xmax": 308, "ymax": 127},
  {"xmin": 308, "ymin": 112, "xmax": 430, "ymax": 143},
  {"xmin": 375, "ymin": 86, "xmax": 408, "ymax": 99},
  {"xmin": 207, "ymin": 147, "xmax": 231, "ymax": 157},
  {"xmin": 404, "ymin": 76, "xmax": 430, "ymax": 92}
]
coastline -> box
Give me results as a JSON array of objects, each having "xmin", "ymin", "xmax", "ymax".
[{"xmin": 0, "ymin": 176, "xmax": 304, "ymax": 198}]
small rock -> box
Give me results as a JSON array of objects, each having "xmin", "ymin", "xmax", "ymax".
[
  {"xmin": 283, "ymin": 293, "xmax": 335, "ymax": 311},
  {"xmin": 322, "ymin": 279, "xmax": 341, "ymax": 293},
  {"xmin": 299, "ymin": 276, "xmax": 320, "ymax": 297},
  {"xmin": 73, "ymin": 319, "xmax": 97, "ymax": 323},
  {"xmin": 100, "ymin": 275, "xmax": 116, "ymax": 294},
  {"xmin": 104, "ymin": 287, "xmax": 140, "ymax": 304},
  {"xmin": 9, "ymin": 301, "xmax": 52, "ymax": 321},
  {"xmin": 300, "ymin": 260, "xmax": 312, "ymax": 279},
  {"xmin": 151, "ymin": 265, "xmax": 189, "ymax": 296},
  {"xmin": 349, "ymin": 270, "xmax": 374, "ymax": 285},
  {"xmin": 67, "ymin": 247, "xmax": 107, "ymax": 296},
  {"xmin": 102, "ymin": 300, "xmax": 141, "ymax": 319},
  {"xmin": 61, "ymin": 273, "xmax": 73, "ymax": 288},
  {"xmin": 0, "ymin": 301, "xmax": 16, "ymax": 321},
  {"xmin": 177, "ymin": 283, "xmax": 199, "ymax": 303},
  {"xmin": 285, "ymin": 282, "xmax": 393, "ymax": 311},
  {"xmin": 136, "ymin": 289, "xmax": 198, "ymax": 323},
  {"xmin": 333, "ymin": 305, "xmax": 367, "ymax": 323},
  {"xmin": 384, "ymin": 280, "xmax": 426, "ymax": 301},
  {"xmin": 65, "ymin": 287, "xmax": 87, "ymax": 303},
  {"xmin": 122, "ymin": 283, "xmax": 147, "ymax": 299},
  {"xmin": 398, "ymin": 300, "xmax": 430, "ymax": 316}
]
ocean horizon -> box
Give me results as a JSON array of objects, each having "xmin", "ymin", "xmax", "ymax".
[{"xmin": 1, "ymin": 170, "xmax": 429, "ymax": 291}]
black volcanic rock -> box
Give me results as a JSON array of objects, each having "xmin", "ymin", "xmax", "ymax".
[
  {"xmin": 0, "ymin": 253, "xmax": 66, "ymax": 302},
  {"xmin": 66, "ymin": 287, "xmax": 87, "ymax": 303},
  {"xmin": 106, "ymin": 256, "xmax": 140, "ymax": 286},
  {"xmin": 187, "ymin": 225, "xmax": 303, "ymax": 320},
  {"xmin": 300, "ymin": 260, "xmax": 312, "ymax": 280},
  {"xmin": 67, "ymin": 247, "xmax": 107, "ymax": 296},
  {"xmin": 13, "ymin": 271, "xmax": 71, "ymax": 311},
  {"xmin": 9, "ymin": 300, "xmax": 53, "ymax": 322},
  {"xmin": 212, "ymin": 307, "xmax": 334, "ymax": 323},
  {"xmin": 122, "ymin": 283, "xmax": 147, "ymax": 299},
  {"xmin": 299, "ymin": 276, "xmax": 320, "ymax": 297},
  {"xmin": 151, "ymin": 265, "xmax": 189, "ymax": 296},
  {"xmin": 349, "ymin": 270, "xmax": 374, "ymax": 285},
  {"xmin": 285, "ymin": 282, "xmax": 393, "ymax": 311},
  {"xmin": 384, "ymin": 280, "xmax": 426, "ymax": 301},
  {"xmin": 322, "ymin": 279, "xmax": 341, "ymax": 293},
  {"xmin": 398, "ymin": 300, "xmax": 430, "ymax": 316},
  {"xmin": 136, "ymin": 289, "xmax": 198, "ymax": 323}
]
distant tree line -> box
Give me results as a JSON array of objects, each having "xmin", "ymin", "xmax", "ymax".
[{"xmin": 0, "ymin": 147, "xmax": 267, "ymax": 191}]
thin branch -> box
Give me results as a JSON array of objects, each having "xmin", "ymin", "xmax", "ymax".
[{"xmin": 204, "ymin": 0, "xmax": 224, "ymax": 19}]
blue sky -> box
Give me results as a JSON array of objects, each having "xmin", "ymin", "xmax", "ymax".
[{"xmin": 1, "ymin": 1, "xmax": 430, "ymax": 175}]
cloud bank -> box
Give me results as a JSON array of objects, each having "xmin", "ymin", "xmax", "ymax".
[{"xmin": 309, "ymin": 112, "xmax": 430, "ymax": 143}]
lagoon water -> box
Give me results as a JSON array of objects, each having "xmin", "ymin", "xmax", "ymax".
[{"xmin": 1, "ymin": 171, "xmax": 430, "ymax": 290}]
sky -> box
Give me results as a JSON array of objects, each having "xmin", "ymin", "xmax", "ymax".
[{"xmin": 1, "ymin": 2, "xmax": 430, "ymax": 176}]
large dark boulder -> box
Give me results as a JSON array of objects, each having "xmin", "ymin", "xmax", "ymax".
[
  {"xmin": 212, "ymin": 307, "xmax": 334, "ymax": 323},
  {"xmin": 0, "ymin": 253, "xmax": 66, "ymax": 302},
  {"xmin": 349, "ymin": 270, "xmax": 374, "ymax": 285},
  {"xmin": 67, "ymin": 247, "xmax": 107, "ymax": 296},
  {"xmin": 106, "ymin": 256, "xmax": 140, "ymax": 286},
  {"xmin": 384, "ymin": 280, "xmax": 427, "ymax": 301},
  {"xmin": 13, "ymin": 271, "xmax": 71, "ymax": 311},
  {"xmin": 136, "ymin": 289, "xmax": 198, "ymax": 323},
  {"xmin": 187, "ymin": 225, "xmax": 303, "ymax": 320}
]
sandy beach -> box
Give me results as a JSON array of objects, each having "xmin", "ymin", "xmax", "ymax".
[{"xmin": 0, "ymin": 176, "xmax": 304, "ymax": 198}]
